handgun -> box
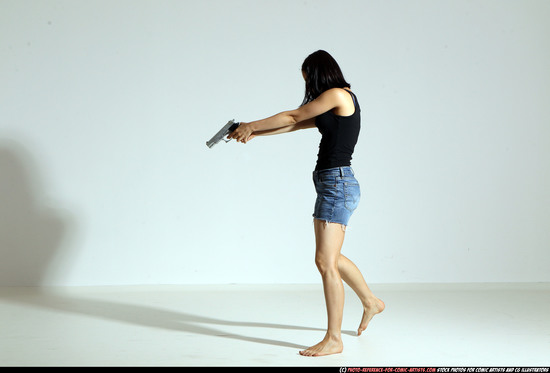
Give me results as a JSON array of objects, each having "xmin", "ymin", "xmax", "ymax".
[{"xmin": 206, "ymin": 119, "xmax": 240, "ymax": 148}]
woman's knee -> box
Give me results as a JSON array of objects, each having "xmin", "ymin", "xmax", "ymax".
[{"xmin": 315, "ymin": 254, "xmax": 339, "ymax": 276}]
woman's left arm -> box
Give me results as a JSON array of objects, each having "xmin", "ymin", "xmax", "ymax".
[{"xmin": 228, "ymin": 88, "xmax": 344, "ymax": 143}]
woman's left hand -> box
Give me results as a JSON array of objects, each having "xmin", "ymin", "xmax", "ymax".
[{"xmin": 228, "ymin": 122, "xmax": 254, "ymax": 143}]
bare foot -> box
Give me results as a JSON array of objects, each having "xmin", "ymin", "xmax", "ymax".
[
  {"xmin": 299, "ymin": 333, "xmax": 343, "ymax": 357},
  {"xmin": 357, "ymin": 297, "xmax": 385, "ymax": 336}
]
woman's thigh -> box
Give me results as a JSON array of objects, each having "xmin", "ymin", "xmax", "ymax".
[{"xmin": 314, "ymin": 219, "xmax": 346, "ymax": 266}]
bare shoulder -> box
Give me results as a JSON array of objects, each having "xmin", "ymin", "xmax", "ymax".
[
  {"xmin": 323, "ymin": 88, "xmax": 355, "ymax": 116},
  {"xmin": 292, "ymin": 87, "xmax": 354, "ymax": 122},
  {"xmin": 321, "ymin": 88, "xmax": 354, "ymax": 104},
  {"xmin": 321, "ymin": 87, "xmax": 351, "ymax": 98}
]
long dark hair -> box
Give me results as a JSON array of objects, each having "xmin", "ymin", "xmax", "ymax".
[{"xmin": 301, "ymin": 50, "xmax": 351, "ymax": 106}]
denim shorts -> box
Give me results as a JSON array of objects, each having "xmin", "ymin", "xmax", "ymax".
[{"xmin": 312, "ymin": 166, "xmax": 361, "ymax": 227}]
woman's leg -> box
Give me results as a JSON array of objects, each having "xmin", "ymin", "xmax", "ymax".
[
  {"xmin": 300, "ymin": 219, "xmax": 346, "ymax": 357},
  {"xmin": 300, "ymin": 220, "xmax": 386, "ymax": 356},
  {"xmin": 338, "ymin": 254, "xmax": 385, "ymax": 335}
]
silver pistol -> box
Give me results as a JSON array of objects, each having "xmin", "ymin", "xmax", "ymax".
[{"xmin": 206, "ymin": 119, "xmax": 240, "ymax": 148}]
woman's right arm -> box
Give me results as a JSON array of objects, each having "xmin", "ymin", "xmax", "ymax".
[
  {"xmin": 229, "ymin": 88, "xmax": 345, "ymax": 143},
  {"xmin": 250, "ymin": 117, "xmax": 316, "ymax": 137}
]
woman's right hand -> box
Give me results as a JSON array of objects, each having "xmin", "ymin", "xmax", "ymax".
[{"xmin": 228, "ymin": 122, "xmax": 254, "ymax": 143}]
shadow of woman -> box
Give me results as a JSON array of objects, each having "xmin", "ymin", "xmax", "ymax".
[
  {"xmin": 3, "ymin": 288, "xmax": 320, "ymax": 350},
  {"xmin": 0, "ymin": 139, "xmax": 75, "ymax": 286}
]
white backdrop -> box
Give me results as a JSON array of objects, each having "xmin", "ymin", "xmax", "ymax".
[{"xmin": 1, "ymin": 0, "xmax": 549, "ymax": 286}]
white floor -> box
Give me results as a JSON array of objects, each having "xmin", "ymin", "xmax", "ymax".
[{"xmin": 0, "ymin": 283, "xmax": 549, "ymax": 367}]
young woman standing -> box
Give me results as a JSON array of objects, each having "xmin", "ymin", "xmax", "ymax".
[{"xmin": 228, "ymin": 50, "xmax": 385, "ymax": 357}]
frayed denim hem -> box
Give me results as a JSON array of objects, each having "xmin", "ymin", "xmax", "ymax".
[{"xmin": 312, "ymin": 217, "xmax": 347, "ymax": 231}]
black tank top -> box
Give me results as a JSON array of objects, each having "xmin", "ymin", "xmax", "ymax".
[{"xmin": 314, "ymin": 89, "xmax": 361, "ymax": 171}]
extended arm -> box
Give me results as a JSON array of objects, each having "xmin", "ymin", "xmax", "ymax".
[
  {"xmin": 252, "ymin": 118, "xmax": 316, "ymax": 137},
  {"xmin": 228, "ymin": 88, "xmax": 348, "ymax": 143}
]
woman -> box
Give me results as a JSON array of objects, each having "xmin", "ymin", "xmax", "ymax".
[{"xmin": 228, "ymin": 50, "xmax": 385, "ymax": 357}]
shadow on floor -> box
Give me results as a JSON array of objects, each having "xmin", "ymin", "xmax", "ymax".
[{"xmin": 1, "ymin": 289, "xmax": 358, "ymax": 351}]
